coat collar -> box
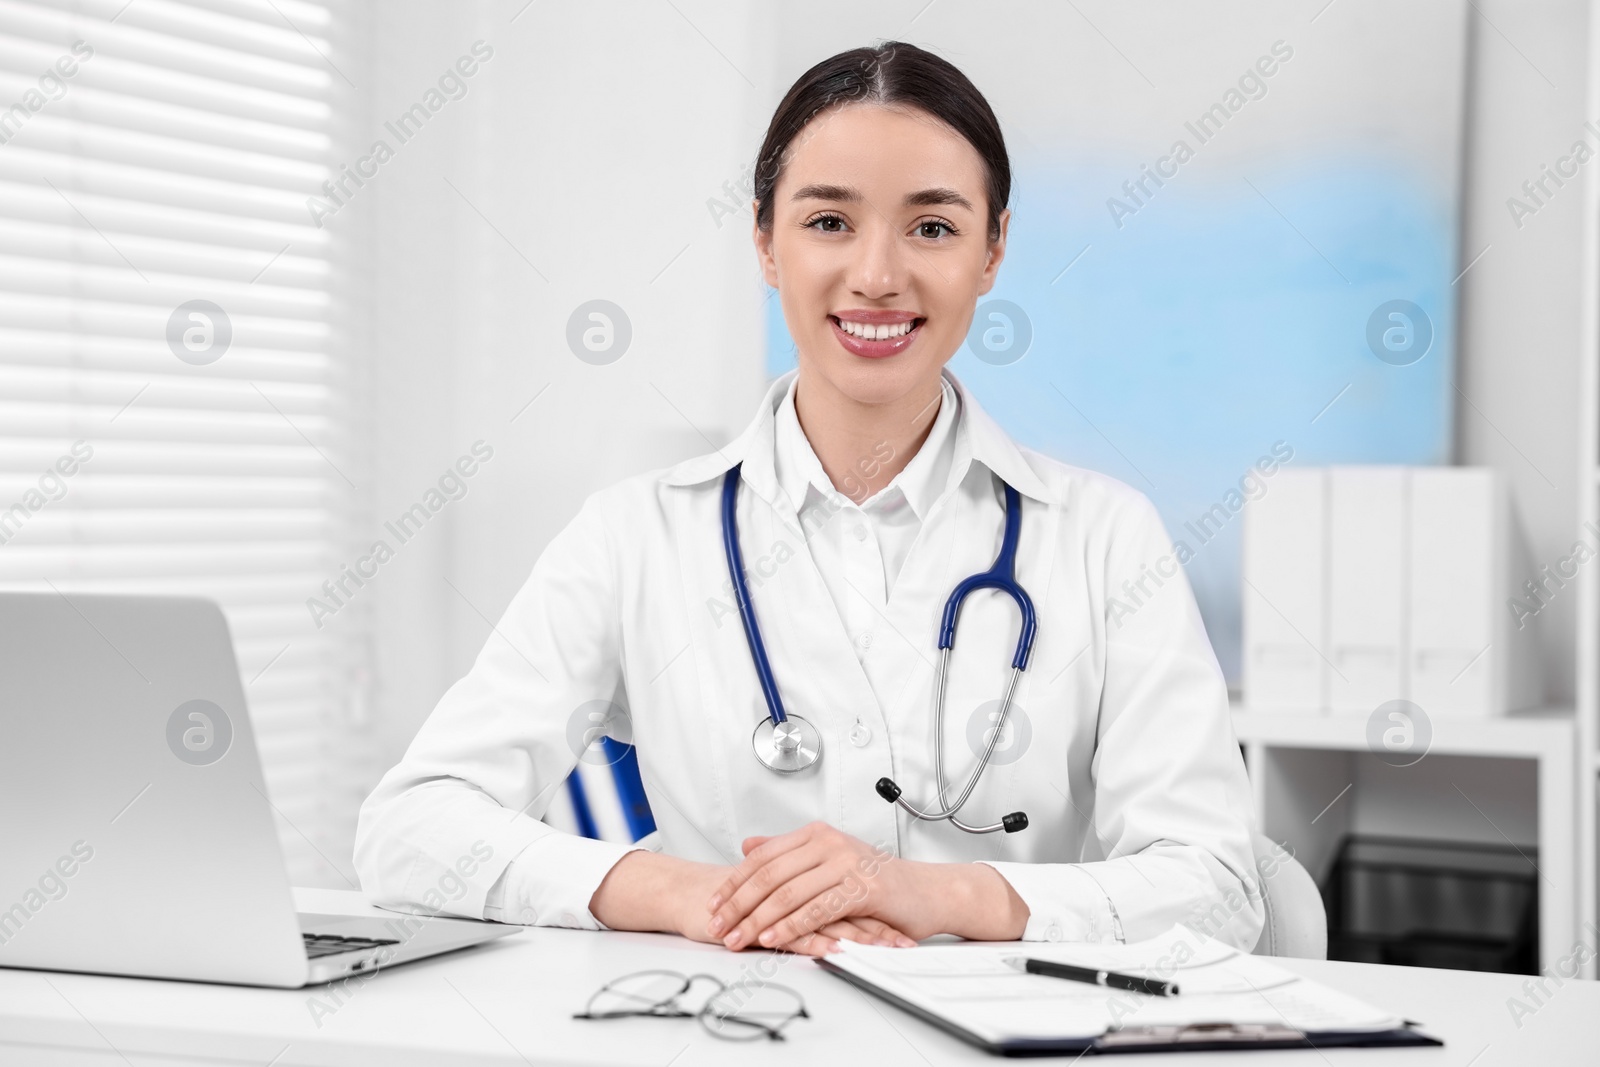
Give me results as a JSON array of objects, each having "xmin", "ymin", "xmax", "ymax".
[
  {"xmin": 659, "ymin": 366, "xmax": 1060, "ymax": 508},
  {"xmin": 773, "ymin": 370, "xmax": 958, "ymax": 523}
]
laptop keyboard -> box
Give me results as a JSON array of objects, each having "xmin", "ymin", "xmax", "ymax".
[{"xmin": 302, "ymin": 933, "xmax": 401, "ymax": 959}]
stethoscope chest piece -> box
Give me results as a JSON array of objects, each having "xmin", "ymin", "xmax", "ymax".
[{"xmin": 752, "ymin": 713, "xmax": 822, "ymax": 773}]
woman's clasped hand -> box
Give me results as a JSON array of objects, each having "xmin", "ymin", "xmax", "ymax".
[{"xmin": 668, "ymin": 821, "xmax": 1028, "ymax": 957}]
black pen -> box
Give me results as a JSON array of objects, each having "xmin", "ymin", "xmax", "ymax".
[{"xmin": 1011, "ymin": 957, "xmax": 1179, "ymax": 997}]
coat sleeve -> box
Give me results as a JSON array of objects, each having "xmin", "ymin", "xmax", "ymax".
[
  {"xmin": 352, "ymin": 489, "xmax": 649, "ymax": 929},
  {"xmin": 977, "ymin": 485, "xmax": 1264, "ymax": 950}
]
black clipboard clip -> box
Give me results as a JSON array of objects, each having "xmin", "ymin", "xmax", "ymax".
[{"xmin": 1098, "ymin": 1022, "xmax": 1305, "ymax": 1048}]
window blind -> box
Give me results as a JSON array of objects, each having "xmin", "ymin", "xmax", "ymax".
[{"xmin": 0, "ymin": 0, "xmax": 366, "ymax": 888}]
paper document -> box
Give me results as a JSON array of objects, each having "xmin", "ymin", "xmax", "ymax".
[{"xmin": 826, "ymin": 923, "xmax": 1405, "ymax": 1046}]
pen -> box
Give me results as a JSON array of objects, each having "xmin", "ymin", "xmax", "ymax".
[{"xmin": 1013, "ymin": 957, "xmax": 1180, "ymax": 997}]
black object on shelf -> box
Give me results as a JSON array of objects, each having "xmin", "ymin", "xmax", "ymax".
[{"xmin": 1320, "ymin": 834, "xmax": 1538, "ymax": 975}]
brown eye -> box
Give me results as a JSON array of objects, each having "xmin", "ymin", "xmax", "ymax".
[{"xmin": 917, "ymin": 221, "xmax": 954, "ymax": 239}]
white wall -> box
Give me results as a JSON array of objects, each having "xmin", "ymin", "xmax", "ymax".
[
  {"xmin": 360, "ymin": 0, "xmax": 776, "ymax": 767},
  {"xmin": 1456, "ymin": 0, "xmax": 1589, "ymax": 706},
  {"xmin": 354, "ymin": 0, "xmax": 1593, "ymax": 774}
]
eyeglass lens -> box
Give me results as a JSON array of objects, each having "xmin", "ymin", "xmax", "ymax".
[
  {"xmin": 702, "ymin": 981, "xmax": 807, "ymax": 1040},
  {"xmin": 586, "ymin": 970, "xmax": 695, "ymax": 1017}
]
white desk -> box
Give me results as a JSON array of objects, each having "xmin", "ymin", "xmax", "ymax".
[{"xmin": 0, "ymin": 890, "xmax": 1593, "ymax": 1066}]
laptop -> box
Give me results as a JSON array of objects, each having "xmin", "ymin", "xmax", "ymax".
[{"xmin": 0, "ymin": 592, "xmax": 517, "ymax": 988}]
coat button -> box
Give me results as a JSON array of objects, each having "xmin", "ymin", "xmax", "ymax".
[
  {"xmin": 854, "ymin": 524, "xmax": 868, "ymax": 540},
  {"xmin": 856, "ymin": 631, "xmax": 874, "ymax": 649},
  {"xmin": 520, "ymin": 908, "xmax": 538, "ymax": 924},
  {"xmin": 849, "ymin": 722, "xmax": 872, "ymax": 746},
  {"xmin": 1045, "ymin": 923, "xmax": 1063, "ymax": 941}
]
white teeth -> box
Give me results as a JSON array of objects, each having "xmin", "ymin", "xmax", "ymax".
[{"xmin": 838, "ymin": 318, "xmax": 916, "ymax": 340}]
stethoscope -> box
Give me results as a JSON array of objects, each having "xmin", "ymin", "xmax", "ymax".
[{"xmin": 720, "ymin": 463, "xmax": 1035, "ymax": 834}]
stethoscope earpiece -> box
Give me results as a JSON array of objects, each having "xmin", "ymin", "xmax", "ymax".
[{"xmin": 876, "ymin": 778, "xmax": 1029, "ymax": 833}]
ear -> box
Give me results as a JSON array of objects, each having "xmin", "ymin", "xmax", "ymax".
[
  {"xmin": 752, "ymin": 203, "xmax": 779, "ymax": 288},
  {"xmin": 976, "ymin": 207, "xmax": 1010, "ymax": 297}
]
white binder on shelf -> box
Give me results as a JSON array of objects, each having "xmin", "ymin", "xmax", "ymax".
[
  {"xmin": 1408, "ymin": 467, "xmax": 1538, "ymax": 717},
  {"xmin": 1326, "ymin": 467, "xmax": 1407, "ymax": 714},
  {"xmin": 1242, "ymin": 468, "xmax": 1328, "ymax": 711}
]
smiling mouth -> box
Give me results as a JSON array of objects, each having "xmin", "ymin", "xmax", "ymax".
[{"xmin": 829, "ymin": 315, "xmax": 926, "ymax": 341}]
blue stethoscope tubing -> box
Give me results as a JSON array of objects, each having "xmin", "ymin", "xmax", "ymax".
[
  {"xmin": 720, "ymin": 462, "xmax": 1034, "ymax": 833},
  {"xmin": 721, "ymin": 464, "xmax": 822, "ymax": 773}
]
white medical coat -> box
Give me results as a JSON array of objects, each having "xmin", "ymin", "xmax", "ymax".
[{"xmin": 353, "ymin": 366, "xmax": 1265, "ymax": 950}]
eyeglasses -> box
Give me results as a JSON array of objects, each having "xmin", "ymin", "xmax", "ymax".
[{"xmin": 573, "ymin": 969, "xmax": 810, "ymax": 1042}]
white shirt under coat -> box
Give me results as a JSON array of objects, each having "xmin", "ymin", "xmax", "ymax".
[{"xmin": 353, "ymin": 366, "xmax": 1265, "ymax": 950}]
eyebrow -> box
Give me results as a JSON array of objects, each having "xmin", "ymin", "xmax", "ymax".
[{"xmin": 789, "ymin": 182, "xmax": 974, "ymax": 212}]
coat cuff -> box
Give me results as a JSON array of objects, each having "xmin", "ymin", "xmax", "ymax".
[
  {"xmin": 482, "ymin": 832, "xmax": 650, "ymax": 930},
  {"xmin": 975, "ymin": 860, "xmax": 1124, "ymax": 943}
]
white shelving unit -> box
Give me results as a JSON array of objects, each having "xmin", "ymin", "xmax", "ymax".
[{"xmin": 1232, "ymin": 703, "xmax": 1579, "ymax": 973}]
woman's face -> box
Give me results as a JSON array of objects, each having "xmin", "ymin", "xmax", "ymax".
[{"xmin": 754, "ymin": 103, "xmax": 1009, "ymax": 406}]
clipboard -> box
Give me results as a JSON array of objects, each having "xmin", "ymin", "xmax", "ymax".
[
  {"xmin": 817, "ymin": 956, "xmax": 1443, "ymax": 1056},
  {"xmin": 814, "ymin": 925, "xmax": 1444, "ymax": 1058}
]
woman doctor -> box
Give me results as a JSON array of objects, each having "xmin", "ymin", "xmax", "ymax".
[{"xmin": 354, "ymin": 41, "xmax": 1264, "ymax": 958}]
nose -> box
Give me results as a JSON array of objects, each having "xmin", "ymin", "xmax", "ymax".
[{"xmin": 847, "ymin": 216, "xmax": 911, "ymax": 300}]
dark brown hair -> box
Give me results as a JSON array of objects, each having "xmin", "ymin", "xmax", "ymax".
[{"xmin": 753, "ymin": 41, "xmax": 1011, "ymax": 242}]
